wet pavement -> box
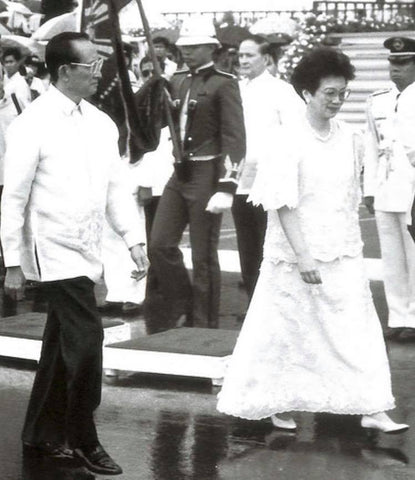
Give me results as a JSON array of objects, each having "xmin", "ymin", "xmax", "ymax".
[{"xmin": 1, "ymin": 212, "xmax": 415, "ymax": 479}]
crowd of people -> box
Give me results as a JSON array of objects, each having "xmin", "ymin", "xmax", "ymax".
[{"xmin": 0, "ymin": 13, "xmax": 414, "ymax": 476}]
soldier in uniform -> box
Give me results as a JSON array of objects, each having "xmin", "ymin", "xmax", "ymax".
[
  {"xmin": 149, "ymin": 16, "xmax": 246, "ymax": 329},
  {"xmin": 363, "ymin": 36, "xmax": 415, "ymax": 340}
]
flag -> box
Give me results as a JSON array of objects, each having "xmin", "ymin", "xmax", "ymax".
[
  {"xmin": 91, "ymin": 0, "xmax": 167, "ymax": 163},
  {"xmin": 82, "ymin": 0, "xmax": 131, "ymax": 57}
]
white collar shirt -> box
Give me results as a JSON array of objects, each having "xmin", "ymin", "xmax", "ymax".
[
  {"xmin": 3, "ymin": 71, "xmax": 32, "ymax": 108},
  {"xmin": 0, "ymin": 94, "xmax": 20, "ymax": 184},
  {"xmin": 238, "ymin": 70, "xmax": 304, "ymax": 194},
  {"xmin": 1, "ymin": 85, "xmax": 144, "ymax": 282}
]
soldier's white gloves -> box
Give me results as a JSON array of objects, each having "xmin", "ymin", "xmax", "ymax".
[{"xmin": 205, "ymin": 192, "xmax": 233, "ymax": 214}]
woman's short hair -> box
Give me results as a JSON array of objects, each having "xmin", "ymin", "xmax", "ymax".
[
  {"xmin": 45, "ymin": 31, "xmax": 90, "ymax": 83},
  {"xmin": 291, "ymin": 47, "xmax": 355, "ymax": 99}
]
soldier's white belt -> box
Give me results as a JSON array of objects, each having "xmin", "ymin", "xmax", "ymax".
[{"xmin": 186, "ymin": 154, "xmax": 218, "ymax": 161}]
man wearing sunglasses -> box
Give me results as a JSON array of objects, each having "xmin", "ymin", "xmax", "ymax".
[
  {"xmin": 364, "ymin": 36, "xmax": 415, "ymax": 341},
  {"xmin": 1, "ymin": 32, "xmax": 148, "ymax": 475},
  {"xmin": 139, "ymin": 55, "xmax": 154, "ymax": 84}
]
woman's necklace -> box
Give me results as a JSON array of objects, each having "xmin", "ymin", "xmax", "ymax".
[{"xmin": 306, "ymin": 118, "xmax": 334, "ymax": 142}]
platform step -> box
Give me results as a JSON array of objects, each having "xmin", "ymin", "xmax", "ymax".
[
  {"xmin": 104, "ymin": 328, "xmax": 239, "ymax": 383},
  {"xmin": 0, "ymin": 312, "xmax": 130, "ymax": 361}
]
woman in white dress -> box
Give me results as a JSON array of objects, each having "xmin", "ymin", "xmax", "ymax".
[{"xmin": 217, "ymin": 48, "xmax": 409, "ymax": 434}]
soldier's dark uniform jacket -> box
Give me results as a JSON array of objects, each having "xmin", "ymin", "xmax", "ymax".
[{"xmin": 170, "ymin": 64, "xmax": 246, "ymax": 194}]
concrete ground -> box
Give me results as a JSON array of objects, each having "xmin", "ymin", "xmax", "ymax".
[{"xmin": 0, "ymin": 209, "xmax": 415, "ymax": 480}]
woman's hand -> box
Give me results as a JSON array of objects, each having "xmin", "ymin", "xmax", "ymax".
[{"xmin": 297, "ymin": 255, "xmax": 322, "ymax": 284}]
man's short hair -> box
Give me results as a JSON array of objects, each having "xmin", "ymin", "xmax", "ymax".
[
  {"xmin": 240, "ymin": 35, "xmax": 270, "ymax": 56},
  {"xmin": 139, "ymin": 55, "xmax": 152, "ymax": 70},
  {"xmin": 45, "ymin": 31, "xmax": 90, "ymax": 83},
  {"xmin": 152, "ymin": 36, "xmax": 170, "ymax": 48},
  {"xmin": 122, "ymin": 42, "xmax": 133, "ymax": 59},
  {"xmin": 2, "ymin": 47, "xmax": 22, "ymax": 63}
]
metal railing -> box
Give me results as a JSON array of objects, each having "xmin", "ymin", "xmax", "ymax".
[
  {"xmin": 161, "ymin": 2, "xmax": 415, "ymax": 26},
  {"xmin": 161, "ymin": 10, "xmax": 305, "ymax": 27},
  {"xmin": 313, "ymin": 1, "xmax": 415, "ymax": 21}
]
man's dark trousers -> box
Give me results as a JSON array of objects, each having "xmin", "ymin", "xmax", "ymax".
[
  {"xmin": 149, "ymin": 161, "xmax": 222, "ymax": 328},
  {"xmin": 232, "ymin": 195, "xmax": 267, "ymax": 299},
  {"xmin": 22, "ymin": 276, "xmax": 103, "ymax": 449}
]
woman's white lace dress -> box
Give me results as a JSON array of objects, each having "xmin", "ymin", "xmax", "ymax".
[{"xmin": 217, "ymin": 118, "xmax": 395, "ymax": 419}]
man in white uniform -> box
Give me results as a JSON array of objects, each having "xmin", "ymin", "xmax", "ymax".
[
  {"xmin": 1, "ymin": 32, "xmax": 148, "ymax": 475},
  {"xmin": 364, "ymin": 36, "xmax": 415, "ymax": 340},
  {"xmin": 234, "ymin": 35, "xmax": 304, "ymax": 303}
]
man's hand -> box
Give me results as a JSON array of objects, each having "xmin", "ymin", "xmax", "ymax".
[
  {"xmin": 364, "ymin": 196, "xmax": 375, "ymax": 215},
  {"xmin": 137, "ymin": 187, "xmax": 153, "ymax": 206},
  {"xmin": 4, "ymin": 266, "xmax": 26, "ymax": 300},
  {"xmin": 205, "ymin": 192, "xmax": 233, "ymax": 214},
  {"xmin": 129, "ymin": 244, "xmax": 149, "ymax": 281}
]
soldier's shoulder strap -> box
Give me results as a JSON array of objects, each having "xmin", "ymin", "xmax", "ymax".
[
  {"xmin": 370, "ymin": 88, "xmax": 392, "ymax": 98},
  {"xmin": 173, "ymin": 68, "xmax": 190, "ymax": 76},
  {"xmin": 213, "ymin": 68, "xmax": 237, "ymax": 80}
]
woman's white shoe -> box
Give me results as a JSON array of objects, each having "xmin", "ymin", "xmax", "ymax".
[
  {"xmin": 361, "ymin": 414, "xmax": 409, "ymax": 434},
  {"xmin": 270, "ymin": 414, "xmax": 297, "ymax": 431}
]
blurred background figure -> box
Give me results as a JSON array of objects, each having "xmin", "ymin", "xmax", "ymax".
[
  {"xmin": 133, "ymin": 57, "xmax": 174, "ymax": 319},
  {"xmin": 2, "ymin": 47, "xmax": 31, "ymax": 109},
  {"xmin": 24, "ymin": 55, "xmax": 49, "ymax": 92},
  {"xmin": 137, "ymin": 55, "xmax": 154, "ymax": 88},
  {"xmin": 123, "ymin": 41, "xmax": 140, "ymax": 93},
  {"xmin": 265, "ymin": 33, "xmax": 293, "ymax": 77},
  {"xmin": 100, "ymin": 175, "xmax": 147, "ymax": 316},
  {"xmin": 364, "ymin": 36, "xmax": 415, "ymax": 341},
  {"xmin": 0, "ymin": 74, "xmax": 22, "ymax": 201},
  {"xmin": 152, "ymin": 36, "xmax": 177, "ymax": 80},
  {"xmin": 233, "ymin": 35, "xmax": 304, "ymax": 316},
  {"xmin": 97, "ymin": 43, "xmax": 145, "ymax": 316}
]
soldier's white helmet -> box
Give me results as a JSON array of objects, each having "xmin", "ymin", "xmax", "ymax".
[{"xmin": 176, "ymin": 15, "xmax": 220, "ymax": 47}]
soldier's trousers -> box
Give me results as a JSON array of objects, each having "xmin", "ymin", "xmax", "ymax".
[
  {"xmin": 376, "ymin": 211, "xmax": 415, "ymax": 328},
  {"xmin": 232, "ymin": 195, "xmax": 267, "ymax": 300},
  {"xmin": 149, "ymin": 161, "xmax": 222, "ymax": 328}
]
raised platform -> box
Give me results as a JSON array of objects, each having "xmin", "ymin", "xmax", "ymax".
[
  {"xmin": 103, "ymin": 328, "xmax": 238, "ymax": 386},
  {"xmin": 0, "ymin": 314, "xmax": 238, "ymax": 386},
  {"xmin": 0, "ymin": 312, "xmax": 130, "ymax": 361}
]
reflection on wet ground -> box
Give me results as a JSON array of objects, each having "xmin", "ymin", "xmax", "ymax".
[
  {"xmin": 0, "ymin": 349, "xmax": 414, "ymax": 480},
  {"xmin": 0, "ymin": 278, "xmax": 414, "ymax": 479}
]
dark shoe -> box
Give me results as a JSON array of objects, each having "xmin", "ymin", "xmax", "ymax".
[
  {"xmin": 23, "ymin": 441, "xmax": 74, "ymax": 460},
  {"xmin": 74, "ymin": 444, "xmax": 123, "ymax": 475},
  {"xmin": 121, "ymin": 301, "xmax": 142, "ymax": 315}
]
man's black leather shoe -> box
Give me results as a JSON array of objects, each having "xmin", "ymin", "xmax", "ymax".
[
  {"xmin": 23, "ymin": 441, "xmax": 74, "ymax": 460},
  {"xmin": 74, "ymin": 444, "xmax": 123, "ymax": 475}
]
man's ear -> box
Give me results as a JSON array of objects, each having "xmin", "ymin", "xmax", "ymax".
[
  {"xmin": 264, "ymin": 53, "xmax": 272, "ymax": 67},
  {"xmin": 58, "ymin": 64, "xmax": 70, "ymax": 82}
]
